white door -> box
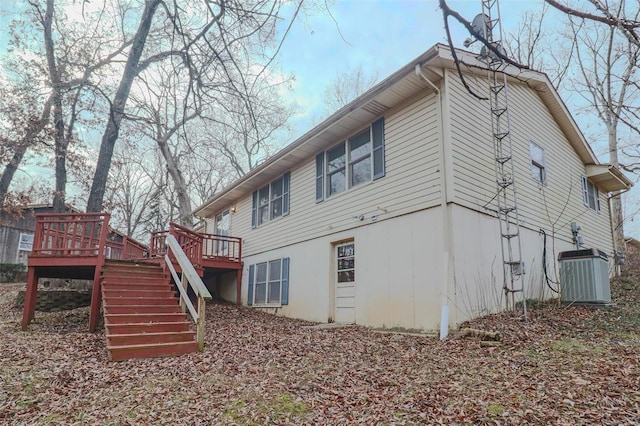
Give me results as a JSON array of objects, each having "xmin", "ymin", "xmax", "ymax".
[{"xmin": 335, "ymin": 242, "xmax": 355, "ymax": 323}]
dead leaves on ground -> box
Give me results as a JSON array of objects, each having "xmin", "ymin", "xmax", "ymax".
[{"xmin": 1, "ymin": 280, "xmax": 639, "ymax": 425}]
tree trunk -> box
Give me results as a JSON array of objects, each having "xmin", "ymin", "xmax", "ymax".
[
  {"xmin": 0, "ymin": 145, "xmax": 29, "ymax": 206},
  {"xmin": 86, "ymin": 0, "xmax": 161, "ymax": 213},
  {"xmin": 43, "ymin": 0, "xmax": 67, "ymax": 213},
  {"xmin": 156, "ymin": 138, "xmax": 192, "ymax": 227},
  {"xmin": 608, "ymin": 118, "xmax": 625, "ymax": 264},
  {"xmin": 0, "ymin": 94, "xmax": 52, "ymax": 207}
]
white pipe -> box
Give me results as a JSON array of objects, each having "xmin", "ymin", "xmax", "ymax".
[{"xmin": 415, "ymin": 64, "xmax": 452, "ymax": 339}]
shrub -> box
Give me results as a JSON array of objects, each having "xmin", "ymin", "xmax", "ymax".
[{"xmin": 0, "ymin": 263, "xmax": 27, "ymax": 283}]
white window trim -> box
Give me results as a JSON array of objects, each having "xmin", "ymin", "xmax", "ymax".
[
  {"xmin": 252, "ymin": 172, "xmax": 290, "ymax": 228},
  {"xmin": 582, "ymin": 175, "xmax": 601, "ymax": 213},
  {"xmin": 17, "ymin": 233, "xmax": 34, "ymax": 252},
  {"xmin": 325, "ymin": 127, "xmax": 373, "ymax": 198},
  {"xmin": 529, "ymin": 141, "xmax": 546, "ymax": 185},
  {"xmin": 253, "ymin": 259, "xmax": 283, "ymax": 307}
]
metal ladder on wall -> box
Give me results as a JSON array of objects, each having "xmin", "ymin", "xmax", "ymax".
[{"xmin": 479, "ymin": 0, "xmax": 527, "ymax": 319}]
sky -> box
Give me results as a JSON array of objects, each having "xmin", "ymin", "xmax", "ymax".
[
  {"xmin": 277, "ymin": 0, "xmax": 548, "ymax": 138},
  {"xmin": 0, "ymin": 0, "xmax": 638, "ymax": 238}
]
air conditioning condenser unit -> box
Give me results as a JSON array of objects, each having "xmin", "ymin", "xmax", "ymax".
[{"xmin": 558, "ymin": 248, "xmax": 611, "ymax": 304}]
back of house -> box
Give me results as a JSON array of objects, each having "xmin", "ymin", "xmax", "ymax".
[{"xmin": 194, "ymin": 44, "xmax": 631, "ymax": 332}]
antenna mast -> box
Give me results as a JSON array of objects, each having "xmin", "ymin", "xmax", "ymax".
[{"xmin": 478, "ymin": 0, "xmax": 527, "ymax": 319}]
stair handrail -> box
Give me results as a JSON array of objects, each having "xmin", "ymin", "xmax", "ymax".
[{"xmin": 164, "ymin": 234, "xmax": 211, "ymax": 350}]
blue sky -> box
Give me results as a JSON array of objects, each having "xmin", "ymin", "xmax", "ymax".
[
  {"xmin": 277, "ymin": 0, "xmax": 548, "ymax": 137},
  {"xmin": 1, "ymin": 0, "xmax": 638, "ymax": 238}
]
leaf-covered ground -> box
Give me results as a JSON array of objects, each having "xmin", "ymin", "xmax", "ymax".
[{"xmin": 1, "ymin": 274, "xmax": 639, "ymax": 425}]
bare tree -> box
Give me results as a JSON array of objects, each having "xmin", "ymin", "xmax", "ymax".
[
  {"xmin": 565, "ymin": 9, "xmax": 640, "ymax": 254},
  {"xmin": 86, "ymin": 0, "xmax": 307, "ymax": 214},
  {"xmin": 323, "ymin": 65, "xmax": 379, "ymax": 113},
  {"xmin": 503, "ymin": 3, "xmax": 574, "ymax": 89}
]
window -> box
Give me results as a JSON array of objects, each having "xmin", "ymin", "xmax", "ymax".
[
  {"xmin": 327, "ymin": 143, "xmax": 346, "ymax": 196},
  {"xmin": 337, "ymin": 243, "xmax": 355, "ymax": 283},
  {"xmin": 316, "ymin": 117, "xmax": 385, "ymax": 201},
  {"xmin": 215, "ymin": 210, "xmax": 230, "ymax": 255},
  {"xmin": 247, "ymin": 257, "xmax": 290, "ymax": 306},
  {"xmin": 529, "ymin": 141, "xmax": 546, "ymax": 184},
  {"xmin": 251, "ymin": 172, "xmax": 290, "ymax": 228},
  {"xmin": 582, "ymin": 176, "xmax": 601, "ymax": 212},
  {"xmin": 18, "ymin": 233, "xmax": 34, "ymax": 251}
]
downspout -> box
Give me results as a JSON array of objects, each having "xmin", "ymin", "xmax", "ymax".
[{"xmin": 415, "ymin": 64, "xmax": 454, "ymax": 340}]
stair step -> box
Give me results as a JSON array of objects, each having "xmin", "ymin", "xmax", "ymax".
[
  {"xmin": 107, "ymin": 331, "xmax": 196, "ymax": 346},
  {"xmin": 105, "ymin": 321, "xmax": 192, "ymax": 334},
  {"xmin": 103, "ymin": 297, "xmax": 178, "ymax": 306},
  {"xmin": 105, "ymin": 312, "xmax": 188, "ymax": 324},
  {"xmin": 103, "ymin": 261, "xmax": 161, "ymax": 270},
  {"xmin": 102, "ymin": 282, "xmax": 173, "ymax": 291},
  {"xmin": 108, "ymin": 341, "xmax": 198, "ymax": 361},
  {"xmin": 104, "ymin": 305, "xmax": 183, "ymax": 314},
  {"xmin": 102, "ymin": 289, "xmax": 176, "ymax": 298},
  {"xmin": 101, "ymin": 276, "xmax": 168, "ymax": 284}
]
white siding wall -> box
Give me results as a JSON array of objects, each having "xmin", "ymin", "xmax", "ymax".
[
  {"xmin": 239, "ymin": 208, "xmax": 446, "ymax": 330},
  {"xmin": 231, "ymin": 92, "xmax": 442, "ymax": 258},
  {"xmin": 450, "ymin": 205, "xmax": 583, "ymax": 323},
  {"xmin": 446, "ymin": 70, "xmax": 613, "ymax": 255}
]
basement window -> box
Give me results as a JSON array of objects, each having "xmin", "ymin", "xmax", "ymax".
[{"xmin": 247, "ymin": 258, "xmax": 290, "ymax": 307}]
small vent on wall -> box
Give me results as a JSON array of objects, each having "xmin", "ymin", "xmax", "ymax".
[{"xmin": 362, "ymin": 100, "xmax": 388, "ymax": 115}]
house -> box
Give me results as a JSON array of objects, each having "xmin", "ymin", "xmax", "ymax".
[
  {"xmin": 193, "ymin": 44, "xmax": 632, "ymax": 333},
  {"xmin": 0, "ymin": 204, "xmax": 80, "ymax": 265}
]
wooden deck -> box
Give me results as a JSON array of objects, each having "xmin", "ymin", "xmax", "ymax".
[{"xmin": 21, "ymin": 214, "xmax": 243, "ymax": 332}]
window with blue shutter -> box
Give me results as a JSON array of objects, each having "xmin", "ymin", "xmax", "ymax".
[
  {"xmin": 372, "ymin": 117, "xmax": 385, "ymax": 180},
  {"xmin": 251, "ymin": 172, "xmax": 291, "ymax": 227},
  {"xmin": 283, "ymin": 172, "xmax": 290, "ymax": 216},
  {"xmin": 281, "ymin": 257, "xmax": 290, "ymax": 305},
  {"xmin": 248, "ymin": 258, "xmax": 290, "ymax": 306},
  {"xmin": 251, "ymin": 191, "xmax": 257, "ymax": 229},
  {"xmin": 315, "ymin": 118, "xmax": 385, "ymax": 202},
  {"xmin": 247, "ymin": 264, "xmax": 255, "ymax": 306},
  {"xmin": 315, "ymin": 153, "xmax": 324, "ymax": 203}
]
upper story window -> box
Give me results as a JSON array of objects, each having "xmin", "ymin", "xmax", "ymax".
[
  {"xmin": 582, "ymin": 176, "xmax": 601, "ymax": 213},
  {"xmin": 529, "ymin": 141, "xmax": 546, "ymax": 185},
  {"xmin": 316, "ymin": 117, "xmax": 385, "ymax": 202},
  {"xmin": 251, "ymin": 172, "xmax": 290, "ymax": 228}
]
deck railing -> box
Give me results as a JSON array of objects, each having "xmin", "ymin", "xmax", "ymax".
[
  {"xmin": 31, "ymin": 213, "xmax": 111, "ymax": 257},
  {"xmin": 201, "ymin": 233, "xmax": 242, "ymax": 263},
  {"xmin": 169, "ymin": 223, "xmax": 203, "ymax": 269},
  {"xmin": 164, "ymin": 234, "xmax": 212, "ymax": 350},
  {"xmin": 106, "ymin": 236, "xmax": 149, "ymax": 260},
  {"xmin": 150, "ymin": 223, "xmax": 241, "ymax": 268}
]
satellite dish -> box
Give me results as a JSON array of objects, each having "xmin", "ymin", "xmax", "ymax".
[{"xmin": 471, "ymin": 13, "xmax": 491, "ymax": 38}]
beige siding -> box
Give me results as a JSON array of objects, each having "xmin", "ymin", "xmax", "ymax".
[
  {"xmin": 228, "ymin": 92, "xmax": 442, "ymax": 257},
  {"xmin": 446, "ymin": 70, "xmax": 613, "ymax": 255},
  {"xmin": 237, "ymin": 208, "xmax": 447, "ymax": 330},
  {"xmin": 450, "ymin": 205, "xmax": 587, "ymax": 323}
]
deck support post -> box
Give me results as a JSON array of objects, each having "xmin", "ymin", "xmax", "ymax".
[
  {"xmin": 89, "ymin": 266, "xmax": 102, "ymax": 332},
  {"xmin": 21, "ymin": 267, "xmax": 38, "ymax": 330},
  {"xmin": 197, "ymin": 295, "xmax": 205, "ymax": 350},
  {"xmin": 236, "ymin": 268, "xmax": 242, "ymax": 305}
]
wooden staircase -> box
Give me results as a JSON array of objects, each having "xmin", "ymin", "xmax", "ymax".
[{"xmin": 101, "ymin": 260, "xmax": 198, "ymax": 361}]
